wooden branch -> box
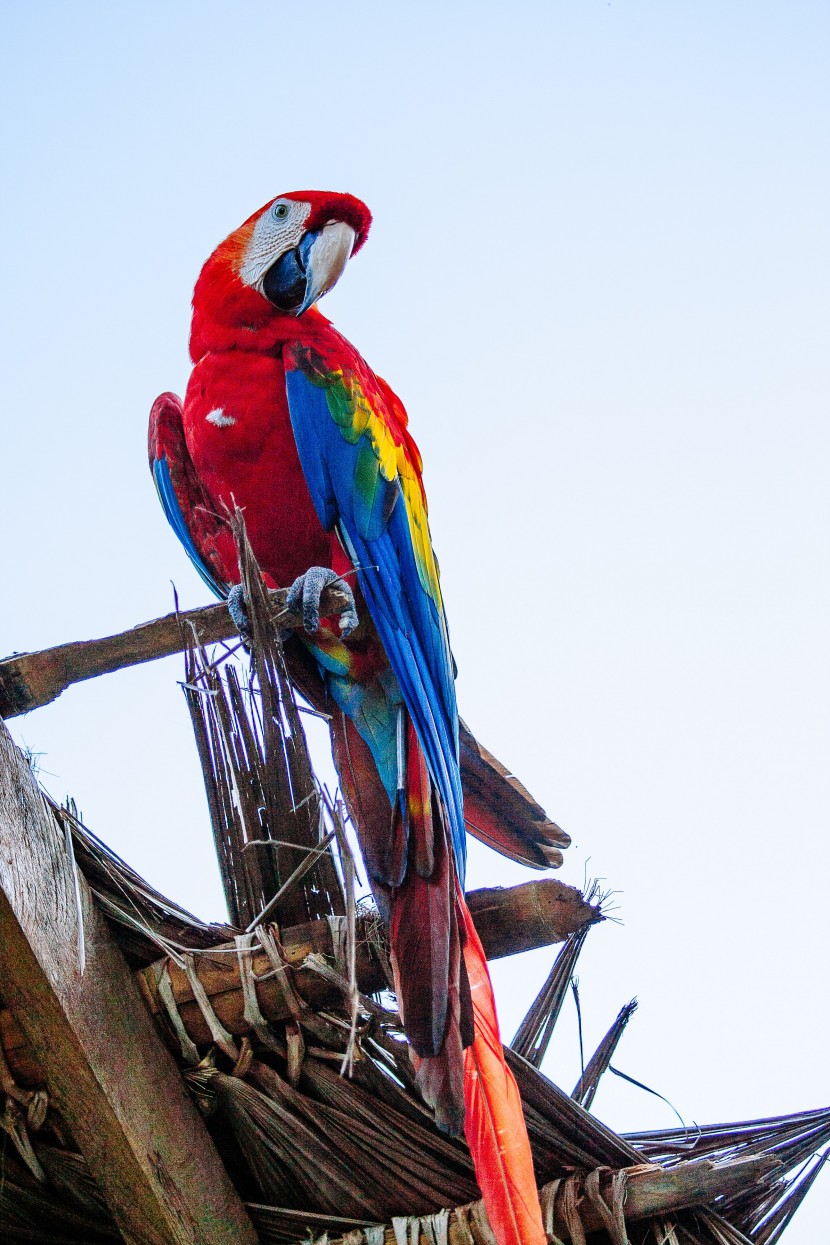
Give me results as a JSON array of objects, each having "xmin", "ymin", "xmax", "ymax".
[
  {"xmin": 0, "ymin": 721, "xmax": 258, "ymax": 1245},
  {"xmin": 0, "ymin": 584, "xmax": 353, "ymax": 718},
  {"xmin": 1, "ymin": 878, "xmax": 599, "ymax": 1079},
  {"xmin": 320, "ymin": 1155, "xmax": 781, "ymax": 1245},
  {"xmin": 620, "ymin": 1155, "xmax": 780, "ymax": 1221},
  {"xmin": 0, "ymin": 587, "xmax": 570, "ymax": 875},
  {"xmin": 466, "ymin": 882, "xmax": 596, "ymax": 959}
]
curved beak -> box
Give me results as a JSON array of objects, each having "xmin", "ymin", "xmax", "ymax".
[
  {"xmin": 261, "ymin": 220, "xmax": 357, "ymax": 315},
  {"xmin": 296, "ymin": 220, "xmax": 356, "ymax": 315}
]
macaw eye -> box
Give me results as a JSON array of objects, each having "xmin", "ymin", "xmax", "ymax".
[{"xmin": 272, "ymin": 202, "xmax": 290, "ymax": 221}]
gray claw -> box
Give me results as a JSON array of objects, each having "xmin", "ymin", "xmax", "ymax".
[
  {"xmin": 287, "ymin": 567, "xmax": 358, "ymax": 637},
  {"xmin": 227, "ymin": 584, "xmax": 252, "ymax": 642}
]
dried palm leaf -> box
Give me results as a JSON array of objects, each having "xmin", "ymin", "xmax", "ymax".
[
  {"xmin": 0, "ymin": 1146, "xmax": 119, "ymax": 1243},
  {"xmin": 247, "ymin": 1203, "xmax": 384, "ymax": 1245},
  {"xmin": 627, "ymin": 1106, "xmax": 830, "ymax": 1170},
  {"xmin": 182, "ymin": 510, "xmax": 345, "ymax": 930},
  {"xmin": 193, "ymin": 1064, "xmax": 363, "ymax": 1213},
  {"xmin": 247, "ymin": 1058, "xmax": 476, "ymax": 1216},
  {"xmin": 297, "ymin": 1055, "xmax": 478, "ymax": 1199},
  {"xmin": 54, "ymin": 803, "xmax": 233, "ymax": 965},
  {"xmin": 751, "ymin": 1146, "xmax": 829, "ymax": 1244},
  {"xmin": 571, "ymin": 999, "xmax": 638, "ymax": 1110},
  {"xmin": 510, "ymin": 926, "xmax": 590, "ymax": 1068}
]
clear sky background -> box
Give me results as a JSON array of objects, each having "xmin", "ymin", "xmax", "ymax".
[{"xmin": 1, "ymin": 2, "xmax": 828, "ymax": 1238}]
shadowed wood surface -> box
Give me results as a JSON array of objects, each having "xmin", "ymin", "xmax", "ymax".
[{"xmin": 0, "ymin": 721, "xmax": 258, "ymax": 1245}]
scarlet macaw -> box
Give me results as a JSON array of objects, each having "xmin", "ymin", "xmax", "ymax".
[{"xmin": 149, "ymin": 191, "xmax": 561, "ymax": 1245}]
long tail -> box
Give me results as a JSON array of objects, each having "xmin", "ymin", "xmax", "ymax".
[
  {"xmin": 458, "ymin": 888, "xmax": 547, "ymax": 1245},
  {"xmin": 395, "ymin": 722, "xmax": 546, "ymax": 1245},
  {"xmin": 329, "ymin": 698, "xmax": 546, "ymax": 1245}
]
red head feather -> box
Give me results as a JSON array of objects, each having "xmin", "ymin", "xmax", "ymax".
[
  {"xmin": 278, "ymin": 191, "xmax": 371, "ymax": 254},
  {"xmin": 190, "ymin": 191, "xmax": 372, "ymax": 361}
]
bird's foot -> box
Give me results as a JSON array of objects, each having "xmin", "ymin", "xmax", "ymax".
[
  {"xmin": 287, "ymin": 567, "xmax": 358, "ymax": 637},
  {"xmin": 227, "ymin": 584, "xmax": 252, "ymax": 643}
]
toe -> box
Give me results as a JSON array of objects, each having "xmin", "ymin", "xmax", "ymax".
[
  {"xmin": 286, "ymin": 568, "xmax": 358, "ymax": 636},
  {"xmin": 227, "ymin": 584, "xmax": 251, "ymax": 640}
]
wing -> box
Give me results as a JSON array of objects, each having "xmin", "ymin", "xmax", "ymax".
[
  {"xmin": 148, "ymin": 392, "xmax": 230, "ymax": 599},
  {"xmin": 459, "ymin": 720, "xmax": 571, "ymax": 869},
  {"xmin": 284, "ymin": 340, "xmax": 466, "ymax": 879}
]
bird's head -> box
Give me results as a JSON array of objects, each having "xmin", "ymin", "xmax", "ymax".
[
  {"xmin": 192, "ymin": 191, "xmax": 372, "ymax": 344},
  {"xmin": 236, "ymin": 190, "xmax": 371, "ymax": 314}
]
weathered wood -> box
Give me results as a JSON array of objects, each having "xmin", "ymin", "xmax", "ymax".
[
  {"xmin": 1, "ymin": 878, "xmax": 599, "ymax": 1075},
  {"xmin": 0, "ymin": 583, "xmax": 353, "ymax": 718},
  {"xmin": 466, "ymin": 881, "xmax": 595, "ymax": 959},
  {"xmin": 0, "ymin": 722, "xmax": 258, "ymax": 1245},
  {"xmin": 321, "ymin": 1155, "xmax": 781, "ymax": 1245},
  {"xmin": 622, "ymin": 1155, "xmax": 780, "ymax": 1220},
  {"xmin": 135, "ymin": 879, "xmax": 599, "ymax": 1047}
]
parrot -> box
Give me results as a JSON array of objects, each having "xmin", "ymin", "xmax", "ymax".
[{"xmin": 149, "ymin": 190, "xmax": 560, "ymax": 1245}]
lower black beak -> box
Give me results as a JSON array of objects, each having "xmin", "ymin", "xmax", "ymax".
[
  {"xmin": 262, "ymin": 239, "xmax": 314, "ymax": 312},
  {"xmin": 261, "ymin": 222, "xmax": 355, "ymax": 316}
]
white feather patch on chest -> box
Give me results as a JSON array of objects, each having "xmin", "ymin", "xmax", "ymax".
[{"xmin": 206, "ymin": 408, "xmax": 236, "ymax": 428}]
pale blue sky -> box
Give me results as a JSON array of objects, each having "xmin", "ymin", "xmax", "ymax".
[{"xmin": 2, "ymin": 3, "xmax": 828, "ymax": 1238}]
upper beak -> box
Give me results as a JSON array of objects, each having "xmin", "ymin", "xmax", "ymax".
[{"xmin": 296, "ymin": 220, "xmax": 356, "ymax": 315}]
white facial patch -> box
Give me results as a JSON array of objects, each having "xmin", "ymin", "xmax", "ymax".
[
  {"xmin": 206, "ymin": 408, "xmax": 236, "ymax": 428},
  {"xmin": 238, "ymin": 198, "xmax": 312, "ymax": 290}
]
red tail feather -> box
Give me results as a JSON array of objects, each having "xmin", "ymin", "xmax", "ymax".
[
  {"xmin": 458, "ymin": 886, "xmax": 547, "ymax": 1245},
  {"xmin": 407, "ymin": 889, "xmax": 467, "ymax": 1136},
  {"xmin": 407, "ymin": 717, "xmax": 435, "ymax": 877},
  {"xmin": 332, "ymin": 710, "xmax": 407, "ymax": 891},
  {"xmin": 389, "ymin": 813, "xmax": 451, "ymax": 1059},
  {"xmin": 341, "ymin": 709, "xmax": 546, "ymax": 1244}
]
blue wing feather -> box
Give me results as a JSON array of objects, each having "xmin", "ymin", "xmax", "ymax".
[
  {"xmin": 152, "ymin": 455, "xmax": 228, "ymax": 600},
  {"xmin": 284, "ymin": 362, "xmax": 466, "ymax": 882}
]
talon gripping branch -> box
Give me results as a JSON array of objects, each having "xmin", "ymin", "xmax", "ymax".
[{"xmin": 149, "ymin": 191, "xmax": 547, "ymax": 1245}]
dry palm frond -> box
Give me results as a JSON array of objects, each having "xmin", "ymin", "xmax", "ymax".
[
  {"xmin": 626, "ymin": 1105, "xmax": 830, "ymax": 1171},
  {"xmin": 510, "ymin": 926, "xmax": 590, "ymax": 1068},
  {"xmin": 750, "ymin": 1146, "xmax": 829, "ymax": 1244},
  {"xmin": 717, "ymin": 1139, "xmax": 830, "ymax": 1243},
  {"xmin": 687, "ymin": 1209, "xmax": 757, "ymax": 1244},
  {"xmin": 247, "ymin": 1203, "xmax": 384, "ymax": 1245},
  {"xmin": 191, "ymin": 1062, "xmax": 362, "ymax": 1213},
  {"xmin": 191, "ymin": 1058, "xmax": 463, "ymax": 1221},
  {"xmin": 297, "ymin": 1055, "xmax": 479, "ymax": 1202},
  {"xmin": 571, "ymin": 999, "xmax": 638, "ymax": 1110},
  {"xmin": 2, "ymin": 1012, "xmax": 824, "ymax": 1245},
  {"xmin": 54, "ymin": 802, "xmax": 234, "ymax": 966},
  {"xmin": 498, "ymin": 1046, "xmax": 646, "ymax": 1192},
  {"xmin": 257, "ymin": 1055, "xmax": 475, "ymax": 1214},
  {"xmin": 0, "ymin": 1145, "xmax": 119, "ymax": 1244},
  {"xmin": 627, "ymin": 1106, "xmax": 830, "ymax": 1244},
  {"xmin": 182, "ymin": 510, "xmax": 345, "ymax": 930}
]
